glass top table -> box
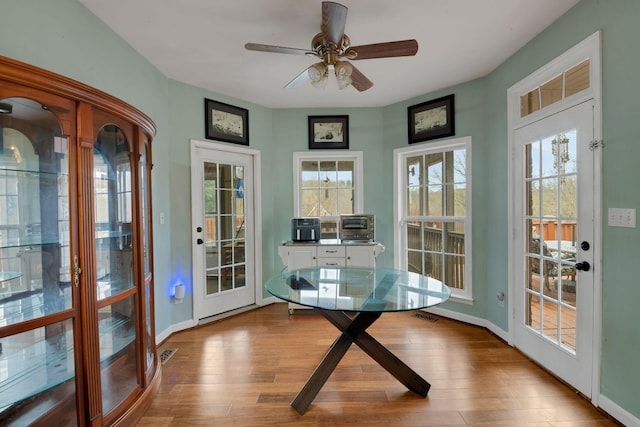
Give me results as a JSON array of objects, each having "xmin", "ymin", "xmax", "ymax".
[
  {"xmin": 266, "ymin": 266, "xmax": 451, "ymax": 312},
  {"xmin": 265, "ymin": 266, "xmax": 451, "ymax": 415}
]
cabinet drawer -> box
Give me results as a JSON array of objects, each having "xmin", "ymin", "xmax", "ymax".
[
  {"xmin": 317, "ymin": 257, "xmax": 346, "ymax": 267},
  {"xmin": 317, "ymin": 246, "xmax": 346, "ymax": 257}
]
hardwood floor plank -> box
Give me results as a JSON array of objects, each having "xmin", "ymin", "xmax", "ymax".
[{"xmin": 136, "ymin": 303, "xmax": 620, "ymax": 426}]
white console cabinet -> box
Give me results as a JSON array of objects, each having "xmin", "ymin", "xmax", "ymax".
[{"xmin": 277, "ymin": 241, "xmax": 385, "ymax": 313}]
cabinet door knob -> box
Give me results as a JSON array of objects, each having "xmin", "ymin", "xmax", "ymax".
[{"xmin": 73, "ymin": 255, "xmax": 82, "ymax": 287}]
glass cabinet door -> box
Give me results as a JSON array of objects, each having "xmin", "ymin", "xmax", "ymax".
[
  {"xmin": 140, "ymin": 141, "xmax": 154, "ymax": 377},
  {"xmin": 0, "ymin": 96, "xmax": 78, "ymax": 425},
  {"xmin": 93, "ymin": 124, "xmax": 139, "ymax": 416}
]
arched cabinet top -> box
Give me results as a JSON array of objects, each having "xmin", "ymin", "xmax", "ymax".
[{"xmin": 0, "ymin": 55, "xmax": 156, "ymax": 138}]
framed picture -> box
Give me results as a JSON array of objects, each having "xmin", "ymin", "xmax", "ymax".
[
  {"xmin": 308, "ymin": 115, "xmax": 349, "ymax": 149},
  {"xmin": 205, "ymin": 98, "xmax": 249, "ymax": 145},
  {"xmin": 408, "ymin": 94, "xmax": 455, "ymax": 144}
]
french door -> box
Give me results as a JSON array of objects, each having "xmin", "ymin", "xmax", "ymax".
[
  {"xmin": 513, "ymin": 101, "xmax": 596, "ymax": 396},
  {"xmin": 191, "ymin": 142, "xmax": 256, "ymax": 320}
]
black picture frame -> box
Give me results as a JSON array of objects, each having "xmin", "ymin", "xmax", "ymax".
[
  {"xmin": 408, "ymin": 94, "xmax": 455, "ymax": 144},
  {"xmin": 308, "ymin": 115, "xmax": 349, "ymax": 149},
  {"xmin": 205, "ymin": 98, "xmax": 249, "ymax": 145}
]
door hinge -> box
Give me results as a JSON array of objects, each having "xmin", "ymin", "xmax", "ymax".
[{"xmin": 589, "ymin": 140, "xmax": 604, "ymax": 151}]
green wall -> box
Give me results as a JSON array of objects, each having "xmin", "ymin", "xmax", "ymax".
[
  {"xmin": 1, "ymin": 0, "xmax": 639, "ymax": 421},
  {"xmin": 0, "ymin": 0, "xmax": 175, "ymax": 341}
]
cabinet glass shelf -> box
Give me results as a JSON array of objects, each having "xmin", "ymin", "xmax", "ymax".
[
  {"xmin": 0, "ymin": 284, "xmax": 72, "ymax": 326},
  {"xmin": 1, "ymin": 231, "xmax": 133, "ymax": 250},
  {"xmin": 0, "ymin": 235, "xmax": 66, "ymax": 250},
  {"xmin": 0, "ymin": 310, "xmax": 136, "ymax": 410},
  {"xmin": 0, "ymin": 272, "xmax": 22, "ymax": 283},
  {"xmin": 0, "ymin": 323, "xmax": 75, "ymax": 409}
]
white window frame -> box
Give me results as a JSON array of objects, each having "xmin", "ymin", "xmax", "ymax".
[
  {"xmin": 393, "ymin": 136, "xmax": 473, "ymax": 302},
  {"xmin": 293, "ymin": 150, "xmax": 364, "ymax": 218}
]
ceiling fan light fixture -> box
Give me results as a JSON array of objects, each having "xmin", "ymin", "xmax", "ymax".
[
  {"xmin": 334, "ymin": 60, "xmax": 353, "ymax": 89},
  {"xmin": 311, "ymin": 75, "xmax": 328, "ymax": 89},
  {"xmin": 309, "ymin": 62, "xmax": 328, "ymax": 88}
]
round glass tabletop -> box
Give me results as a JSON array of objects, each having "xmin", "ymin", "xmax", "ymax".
[{"xmin": 265, "ymin": 266, "xmax": 451, "ymax": 312}]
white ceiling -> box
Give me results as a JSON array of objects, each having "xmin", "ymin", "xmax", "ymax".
[{"xmin": 78, "ymin": 0, "xmax": 579, "ymax": 109}]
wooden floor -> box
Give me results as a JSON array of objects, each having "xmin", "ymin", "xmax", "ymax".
[{"xmin": 136, "ymin": 303, "xmax": 619, "ymax": 426}]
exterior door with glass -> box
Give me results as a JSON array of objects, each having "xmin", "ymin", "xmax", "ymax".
[
  {"xmin": 513, "ymin": 100, "xmax": 595, "ymax": 397},
  {"xmin": 191, "ymin": 144, "xmax": 255, "ymax": 320}
]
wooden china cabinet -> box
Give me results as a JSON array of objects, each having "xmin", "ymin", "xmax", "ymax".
[{"xmin": 0, "ymin": 56, "xmax": 159, "ymax": 426}]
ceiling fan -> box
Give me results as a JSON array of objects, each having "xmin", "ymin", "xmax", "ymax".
[{"xmin": 245, "ymin": 1, "xmax": 418, "ymax": 92}]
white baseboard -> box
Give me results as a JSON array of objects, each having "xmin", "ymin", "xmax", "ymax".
[
  {"xmin": 259, "ymin": 296, "xmax": 279, "ymax": 306},
  {"xmin": 599, "ymin": 394, "xmax": 640, "ymax": 427},
  {"xmin": 155, "ymin": 318, "xmax": 197, "ymax": 345},
  {"xmin": 155, "ymin": 298, "xmax": 279, "ymax": 345},
  {"xmin": 424, "ymin": 306, "xmax": 510, "ymax": 343}
]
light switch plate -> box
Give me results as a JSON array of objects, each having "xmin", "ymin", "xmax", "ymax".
[{"xmin": 608, "ymin": 208, "xmax": 636, "ymax": 228}]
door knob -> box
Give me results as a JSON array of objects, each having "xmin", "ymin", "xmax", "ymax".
[
  {"xmin": 575, "ymin": 261, "xmax": 590, "ymax": 271},
  {"xmin": 196, "ymin": 226, "xmax": 203, "ymax": 232},
  {"xmin": 197, "ymin": 238, "xmax": 204, "ymax": 245},
  {"xmin": 580, "ymin": 241, "xmax": 590, "ymax": 251}
]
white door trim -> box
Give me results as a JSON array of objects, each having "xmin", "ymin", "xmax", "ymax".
[
  {"xmin": 189, "ymin": 139, "xmax": 264, "ymax": 323},
  {"xmin": 506, "ymin": 31, "xmax": 602, "ymax": 405}
]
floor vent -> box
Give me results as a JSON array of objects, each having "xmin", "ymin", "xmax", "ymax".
[
  {"xmin": 413, "ymin": 312, "xmax": 438, "ymax": 322},
  {"xmin": 160, "ymin": 348, "xmax": 178, "ymax": 365}
]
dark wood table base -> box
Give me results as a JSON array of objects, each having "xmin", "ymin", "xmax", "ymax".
[{"xmin": 291, "ymin": 309, "xmax": 431, "ymax": 415}]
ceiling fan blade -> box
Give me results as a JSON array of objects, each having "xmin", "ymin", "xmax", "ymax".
[
  {"xmin": 321, "ymin": 1, "xmax": 348, "ymax": 46},
  {"xmin": 284, "ymin": 67, "xmax": 312, "ymax": 89},
  {"xmin": 350, "ymin": 39, "xmax": 419, "ymax": 60},
  {"xmin": 245, "ymin": 42, "xmax": 313, "ymax": 56},
  {"xmin": 348, "ymin": 63, "xmax": 373, "ymax": 92}
]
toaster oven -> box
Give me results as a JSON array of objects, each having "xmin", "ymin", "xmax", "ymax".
[{"xmin": 340, "ymin": 214, "xmax": 375, "ymax": 242}]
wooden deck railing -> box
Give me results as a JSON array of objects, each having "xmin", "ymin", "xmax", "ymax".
[
  {"xmin": 531, "ymin": 219, "xmax": 576, "ymax": 243},
  {"xmin": 407, "ymin": 223, "xmax": 465, "ymax": 289}
]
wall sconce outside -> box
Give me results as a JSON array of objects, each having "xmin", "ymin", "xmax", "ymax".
[{"xmin": 173, "ymin": 283, "xmax": 186, "ymax": 304}]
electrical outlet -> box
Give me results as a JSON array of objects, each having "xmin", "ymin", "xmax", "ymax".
[{"xmin": 608, "ymin": 208, "xmax": 636, "ymax": 228}]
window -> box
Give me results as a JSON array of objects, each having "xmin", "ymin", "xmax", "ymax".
[
  {"xmin": 293, "ymin": 151, "xmax": 363, "ymax": 239},
  {"xmin": 394, "ymin": 137, "xmax": 472, "ymax": 301},
  {"xmin": 520, "ymin": 59, "xmax": 590, "ymax": 118}
]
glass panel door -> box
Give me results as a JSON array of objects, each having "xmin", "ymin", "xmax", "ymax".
[
  {"xmin": 191, "ymin": 144, "xmax": 255, "ymax": 319},
  {"xmin": 93, "ymin": 125, "xmax": 139, "ymax": 415},
  {"xmin": 140, "ymin": 142, "xmax": 154, "ymax": 375},
  {"xmin": 524, "ymin": 130, "xmax": 578, "ymax": 350},
  {"xmin": 204, "ymin": 161, "xmax": 246, "ymax": 296},
  {"xmin": 513, "ymin": 101, "xmax": 594, "ymax": 396},
  {"xmin": 0, "ymin": 96, "xmax": 77, "ymax": 425}
]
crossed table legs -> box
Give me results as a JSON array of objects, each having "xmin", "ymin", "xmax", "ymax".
[{"xmin": 291, "ymin": 309, "xmax": 431, "ymax": 415}]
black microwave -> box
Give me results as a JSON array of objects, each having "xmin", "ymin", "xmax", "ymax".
[{"xmin": 291, "ymin": 217, "xmax": 321, "ymax": 242}]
